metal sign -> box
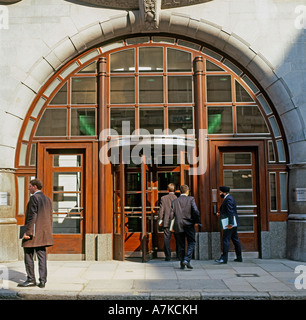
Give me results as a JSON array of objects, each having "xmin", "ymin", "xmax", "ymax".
[
  {"xmin": 294, "ymin": 188, "xmax": 306, "ymax": 202},
  {"xmin": 0, "ymin": 192, "xmax": 9, "ymax": 206}
]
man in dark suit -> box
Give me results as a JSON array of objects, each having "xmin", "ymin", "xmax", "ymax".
[
  {"xmin": 158, "ymin": 183, "xmax": 178, "ymax": 261},
  {"xmin": 215, "ymin": 186, "xmax": 242, "ymax": 264},
  {"xmin": 18, "ymin": 179, "xmax": 53, "ymax": 288},
  {"xmin": 171, "ymin": 184, "xmax": 200, "ymax": 270}
]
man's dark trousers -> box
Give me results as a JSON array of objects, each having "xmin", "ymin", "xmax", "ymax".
[
  {"xmin": 221, "ymin": 227, "xmax": 242, "ymax": 263},
  {"xmin": 24, "ymin": 247, "xmax": 47, "ymax": 283},
  {"xmin": 176, "ymin": 225, "xmax": 196, "ymax": 263}
]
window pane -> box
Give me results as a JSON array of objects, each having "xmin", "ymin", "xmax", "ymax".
[
  {"xmin": 110, "ymin": 77, "xmax": 135, "ymax": 104},
  {"xmin": 36, "ymin": 109, "xmax": 67, "ymax": 136},
  {"xmin": 17, "ymin": 176, "xmax": 25, "ymax": 215},
  {"xmin": 168, "ymin": 76, "xmax": 192, "ymax": 103},
  {"xmin": 52, "ymin": 214, "xmax": 80, "ymax": 234},
  {"xmin": 269, "ymin": 172, "xmax": 277, "ymax": 210},
  {"xmin": 223, "ymin": 153, "xmax": 251, "ymax": 165},
  {"xmin": 110, "ymin": 108, "xmax": 135, "ymax": 135},
  {"xmin": 30, "ymin": 143, "xmax": 36, "ymax": 166},
  {"xmin": 158, "ymin": 172, "xmax": 180, "ymax": 191},
  {"xmin": 206, "ymin": 60, "xmax": 224, "ymax": 72},
  {"xmin": 207, "ymin": 75, "xmax": 231, "ymax": 102},
  {"xmin": 139, "ymin": 47, "xmax": 163, "ymax": 72},
  {"xmin": 52, "ymin": 193, "xmax": 81, "ymax": 213},
  {"xmin": 224, "ymin": 170, "xmax": 253, "ymax": 189},
  {"xmin": 139, "ymin": 108, "xmax": 164, "ymax": 134},
  {"xmin": 53, "ymin": 155, "xmax": 81, "ymax": 167},
  {"xmin": 110, "ymin": 49, "xmax": 135, "ymax": 72},
  {"xmin": 207, "ymin": 106, "xmax": 233, "ymax": 134},
  {"xmin": 168, "ymin": 107, "xmax": 193, "ymax": 133},
  {"xmin": 237, "ymin": 106, "xmax": 269, "ymax": 133},
  {"xmin": 53, "ymin": 172, "xmax": 81, "ymax": 192},
  {"xmin": 71, "ymin": 108, "xmax": 96, "ymax": 136},
  {"xmin": 139, "ymin": 76, "xmax": 163, "ymax": 103},
  {"xmin": 268, "ymin": 141, "xmax": 275, "ymax": 162},
  {"xmin": 235, "ymin": 81, "xmax": 253, "ymax": 102},
  {"xmin": 78, "ymin": 62, "xmax": 96, "ymax": 73},
  {"xmin": 50, "ymin": 82, "xmax": 68, "ymax": 105},
  {"xmin": 71, "ymin": 77, "xmax": 96, "ymax": 104},
  {"xmin": 280, "ymin": 172, "xmax": 288, "ymax": 211},
  {"xmin": 167, "ymin": 48, "xmax": 192, "ymax": 71}
]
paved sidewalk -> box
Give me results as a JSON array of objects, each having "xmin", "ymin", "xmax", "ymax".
[{"xmin": 1, "ymin": 258, "xmax": 306, "ymax": 300}]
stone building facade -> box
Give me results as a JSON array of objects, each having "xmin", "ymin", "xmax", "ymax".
[{"xmin": 0, "ymin": 0, "xmax": 305, "ymax": 262}]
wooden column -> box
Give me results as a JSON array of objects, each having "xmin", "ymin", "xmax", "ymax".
[{"xmin": 98, "ymin": 57, "xmax": 109, "ymax": 234}]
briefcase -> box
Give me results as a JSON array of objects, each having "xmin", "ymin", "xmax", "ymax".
[{"xmin": 19, "ymin": 225, "xmax": 27, "ymax": 239}]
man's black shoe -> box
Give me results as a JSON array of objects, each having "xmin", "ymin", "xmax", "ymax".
[
  {"xmin": 180, "ymin": 263, "xmax": 185, "ymax": 269},
  {"xmin": 183, "ymin": 260, "xmax": 193, "ymax": 269},
  {"xmin": 17, "ymin": 281, "xmax": 36, "ymax": 287},
  {"xmin": 215, "ymin": 259, "xmax": 227, "ymax": 264},
  {"xmin": 37, "ymin": 282, "xmax": 45, "ymax": 288},
  {"xmin": 234, "ymin": 258, "xmax": 243, "ymax": 262}
]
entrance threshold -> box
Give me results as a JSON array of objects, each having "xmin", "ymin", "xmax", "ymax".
[
  {"xmin": 48, "ymin": 254, "xmax": 84, "ymax": 261},
  {"xmin": 228, "ymin": 252, "xmax": 259, "ymax": 259}
]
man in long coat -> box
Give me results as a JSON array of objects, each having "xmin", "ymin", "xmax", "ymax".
[{"xmin": 18, "ymin": 179, "xmax": 53, "ymax": 288}]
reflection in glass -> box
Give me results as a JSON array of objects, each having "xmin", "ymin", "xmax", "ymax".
[
  {"xmin": 53, "ymin": 155, "xmax": 81, "ymax": 167},
  {"xmin": 110, "ymin": 77, "xmax": 135, "ymax": 104},
  {"xmin": 127, "ymin": 215, "xmax": 142, "ymax": 232},
  {"xmin": 235, "ymin": 81, "xmax": 254, "ymax": 102},
  {"xmin": 268, "ymin": 141, "xmax": 276, "ymax": 162},
  {"xmin": 207, "ymin": 75, "xmax": 231, "ymax": 102},
  {"xmin": 110, "ymin": 108, "xmax": 135, "ymax": 135},
  {"xmin": 52, "ymin": 193, "xmax": 81, "ymax": 213},
  {"xmin": 53, "ymin": 172, "xmax": 81, "ymax": 192},
  {"xmin": 52, "ymin": 214, "xmax": 80, "ymax": 234},
  {"xmin": 36, "ymin": 109, "xmax": 67, "ymax": 136},
  {"xmin": 168, "ymin": 76, "xmax": 192, "ymax": 103},
  {"xmin": 280, "ymin": 172, "xmax": 288, "ymax": 211},
  {"xmin": 237, "ymin": 106, "xmax": 269, "ymax": 133},
  {"xmin": 110, "ymin": 49, "xmax": 135, "ymax": 72},
  {"xmin": 78, "ymin": 62, "xmax": 97, "ymax": 73},
  {"xmin": 224, "ymin": 170, "xmax": 253, "ymax": 189},
  {"xmin": 269, "ymin": 172, "xmax": 277, "ymax": 210},
  {"xmin": 168, "ymin": 107, "xmax": 193, "ymax": 133},
  {"xmin": 167, "ymin": 48, "xmax": 192, "ymax": 71},
  {"xmin": 206, "ymin": 60, "xmax": 224, "ymax": 72},
  {"xmin": 50, "ymin": 82, "xmax": 68, "ymax": 105},
  {"xmin": 71, "ymin": 77, "xmax": 96, "ymax": 104},
  {"xmin": 71, "ymin": 108, "xmax": 96, "ymax": 136},
  {"xmin": 139, "ymin": 108, "xmax": 164, "ymax": 134},
  {"xmin": 237, "ymin": 217, "xmax": 254, "ymax": 232},
  {"xmin": 139, "ymin": 76, "xmax": 163, "ymax": 103},
  {"xmin": 223, "ymin": 153, "xmax": 251, "ymax": 165},
  {"xmin": 139, "ymin": 47, "xmax": 163, "ymax": 72},
  {"xmin": 126, "ymin": 173, "xmax": 141, "ymax": 191},
  {"xmin": 125, "ymin": 194, "xmax": 142, "ymax": 209},
  {"xmin": 207, "ymin": 106, "xmax": 232, "ymax": 134},
  {"xmin": 230, "ymin": 191, "xmax": 253, "ymax": 206}
]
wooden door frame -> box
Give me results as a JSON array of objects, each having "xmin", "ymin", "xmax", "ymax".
[
  {"xmin": 209, "ymin": 139, "xmax": 268, "ymax": 251},
  {"xmin": 37, "ymin": 141, "xmax": 98, "ymax": 254}
]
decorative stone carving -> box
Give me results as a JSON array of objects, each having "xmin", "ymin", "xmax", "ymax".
[{"xmin": 139, "ymin": 0, "xmax": 161, "ymax": 30}]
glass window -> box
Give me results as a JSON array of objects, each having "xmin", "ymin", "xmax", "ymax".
[
  {"xmin": 207, "ymin": 106, "xmax": 233, "ymax": 134},
  {"xmin": 71, "ymin": 108, "xmax": 96, "ymax": 136},
  {"xmin": 280, "ymin": 172, "xmax": 288, "ymax": 211},
  {"xmin": 237, "ymin": 106, "xmax": 269, "ymax": 133},
  {"xmin": 207, "ymin": 75, "xmax": 231, "ymax": 102},
  {"xmin": 110, "ymin": 49, "xmax": 135, "ymax": 72},
  {"xmin": 110, "ymin": 77, "xmax": 135, "ymax": 104},
  {"xmin": 30, "ymin": 143, "xmax": 36, "ymax": 166},
  {"xmin": 224, "ymin": 170, "xmax": 253, "ymax": 189},
  {"xmin": 276, "ymin": 140, "xmax": 286, "ymax": 162},
  {"xmin": 168, "ymin": 107, "xmax": 193, "ymax": 133},
  {"xmin": 223, "ymin": 153, "xmax": 252, "ymax": 165},
  {"xmin": 139, "ymin": 76, "xmax": 163, "ymax": 103},
  {"xmin": 110, "ymin": 108, "xmax": 135, "ymax": 135},
  {"xmin": 268, "ymin": 141, "xmax": 275, "ymax": 162},
  {"xmin": 139, "ymin": 47, "xmax": 163, "ymax": 72},
  {"xmin": 78, "ymin": 62, "xmax": 96, "ymax": 74},
  {"xmin": 53, "ymin": 155, "xmax": 81, "ymax": 167},
  {"xmin": 158, "ymin": 172, "xmax": 180, "ymax": 191},
  {"xmin": 269, "ymin": 172, "xmax": 277, "ymax": 211},
  {"xmin": 53, "ymin": 172, "xmax": 81, "ymax": 192},
  {"xmin": 50, "ymin": 82, "xmax": 68, "ymax": 105},
  {"xmin": 52, "ymin": 193, "xmax": 81, "ymax": 213},
  {"xmin": 206, "ymin": 60, "xmax": 224, "ymax": 72},
  {"xmin": 235, "ymin": 81, "xmax": 253, "ymax": 102},
  {"xmin": 168, "ymin": 76, "xmax": 193, "ymax": 103},
  {"xmin": 17, "ymin": 176, "xmax": 25, "ymax": 215},
  {"xmin": 36, "ymin": 109, "xmax": 67, "ymax": 136},
  {"xmin": 71, "ymin": 77, "xmax": 96, "ymax": 104},
  {"xmin": 167, "ymin": 48, "xmax": 192, "ymax": 72},
  {"xmin": 139, "ymin": 108, "xmax": 164, "ymax": 134}
]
